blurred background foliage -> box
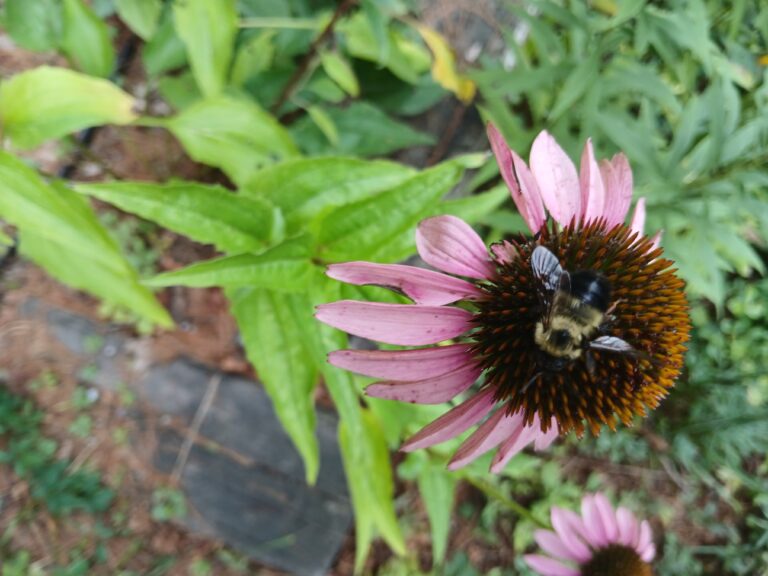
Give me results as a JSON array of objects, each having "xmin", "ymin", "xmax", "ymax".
[{"xmin": 0, "ymin": 0, "xmax": 767, "ymax": 574}]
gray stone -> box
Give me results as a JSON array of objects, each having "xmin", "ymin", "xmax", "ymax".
[{"xmin": 141, "ymin": 359, "xmax": 352, "ymax": 576}]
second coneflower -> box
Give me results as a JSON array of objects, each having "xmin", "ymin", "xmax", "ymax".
[{"xmin": 316, "ymin": 125, "xmax": 690, "ymax": 472}]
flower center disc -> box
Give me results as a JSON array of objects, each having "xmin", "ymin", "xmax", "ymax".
[
  {"xmin": 472, "ymin": 221, "xmax": 690, "ymax": 436},
  {"xmin": 580, "ymin": 544, "xmax": 653, "ymax": 576}
]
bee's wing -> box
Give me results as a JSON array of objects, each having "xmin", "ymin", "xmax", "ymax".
[
  {"xmin": 531, "ymin": 246, "xmax": 568, "ymax": 328},
  {"xmin": 590, "ymin": 335, "xmax": 635, "ymax": 353}
]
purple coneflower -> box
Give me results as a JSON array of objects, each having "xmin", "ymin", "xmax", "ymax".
[
  {"xmin": 525, "ymin": 492, "xmax": 655, "ymax": 576},
  {"xmin": 316, "ymin": 125, "xmax": 689, "ymax": 471}
]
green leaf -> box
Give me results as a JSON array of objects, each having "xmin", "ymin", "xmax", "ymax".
[
  {"xmin": 230, "ymin": 30, "xmax": 276, "ymax": 87},
  {"xmin": 167, "ymin": 96, "xmax": 299, "ymax": 186},
  {"xmin": 157, "ymin": 72, "xmax": 202, "ymax": 110},
  {"xmin": 115, "ymin": 0, "xmax": 163, "ymax": 40},
  {"xmin": 4, "ymin": 0, "xmax": 62, "ymax": 52},
  {"xmin": 433, "ymin": 183, "xmax": 509, "ymax": 223},
  {"xmin": 241, "ymin": 157, "xmax": 415, "ymax": 233},
  {"xmin": 173, "ymin": 0, "xmax": 238, "ymax": 97},
  {"xmin": 0, "ymin": 66, "xmax": 137, "ymax": 150},
  {"xmin": 549, "ymin": 53, "xmax": 600, "ymax": 121},
  {"xmin": 306, "ymin": 105, "xmax": 339, "ymax": 146},
  {"xmin": 417, "ymin": 462, "xmax": 456, "ymax": 565},
  {"xmin": 143, "ymin": 9, "xmax": 188, "ymax": 76},
  {"xmin": 146, "ymin": 238, "xmax": 312, "ymax": 291},
  {"xmin": 228, "ymin": 287, "xmax": 319, "ymax": 484},
  {"xmin": 318, "ymin": 160, "xmax": 464, "ymax": 262},
  {"xmin": 319, "ymin": 50, "xmax": 360, "ymax": 97},
  {"xmin": 61, "ymin": 0, "xmax": 116, "ymax": 77},
  {"xmin": 76, "ymin": 180, "xmax": 274, "ymax": 253},
  {"xmin": 340, "ymin": 410, "xmax": 406, "ymax": 572},
  {"xmin": 0, "ymin": 152, "xmax": 171, "ymax": 327},
  {"xmin": 289, "ymin": 102, "xmax": 434, "ymax": 157}
]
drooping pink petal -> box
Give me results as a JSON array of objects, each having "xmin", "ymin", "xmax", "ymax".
[
  {"xmin": 636, "ymin": 520, "xmax": 654, "ymax": 557},
  {"xmin": 487, "ymin": 123, "xmax": 546, "ymax": 233},
  {"xmin": 534, "ymin": 530, "xmax": 583, "ymax": 562},
  {"xmin": 630, "ymin": 197, "xmax": 646, "ymax": 238},
  {"xmin": 530, "ymin": 131, "xmax": 581, "ymax": 227},
  {"xmin": 534, "ymin": 416, "xmax": 560, "ymax": 450},
  {"xmin": 593, "ymin": 493, "xmax": 619, "ymax": 543},
  {"xmin": 328, "ymin": 345, "xmax": 475, "ymax": 381},
  {"xmin": 599, "ymin": 153, "xmax": 634, "ymax": 227},
  {"xmin": 616, "ymin": 506, "xmax": 640, "ymax": 548},
  {"xmin": 401, "ymin": 386, "xmax": 495, "ymax": 451},
  {"xmin": 581, "ymin": 495, "xmax": 608, "ymax": 547},
  {"xmin": 579, "ymin": 139, "xmax": 606, "ymax": 223},
  {"xmin": 490, "ymin": 240, "xmax": 518, "ymax": 264},
  {"xmin": 448, "ymin": 409, "xmax": 523, "ymax": 470},
  {"xmin": 315, "ymin": 301, "xmax": 472, "ymax": 346},
  {"xmin": 523, "ymin": 554, "xmax": 579, "ymax": 576},
  {"xmin": 416, "ymin": 216, "xmax": 496, "ymax": 279},
  {"xmin": 327, "ymin": 261, "xmax": 483, "ymax": 306},
  {"xmin": 365, "ymin": 362, "xmax": 481, "ymax": 404},
  {"xmin": 550, "ymin": 508, "xmax": 592, "ymax": 562},
  {"xmin": 490, "ymin": 413, "xmax": 538, "ymax": 472}
]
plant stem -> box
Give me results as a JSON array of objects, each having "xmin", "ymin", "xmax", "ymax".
[
  {"xmin": 270, "ymin": 0, "xmax": 358, "ymax": 115},
  {"xmin": 465, "ymin": 476, "xmax": 550, "ymax": 529}
]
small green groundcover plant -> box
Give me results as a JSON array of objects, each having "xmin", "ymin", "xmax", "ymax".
[{"xmin": 0, "ymin": 0, "xmax": 766, "ymax": 573}]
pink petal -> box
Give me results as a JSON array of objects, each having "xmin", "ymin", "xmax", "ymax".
[
  {"xmin": 416, "ymin": 216, "xmax": 495, "ymax": 280},
  {"xmin": 641, "ymin": 543, "xmax": 656, "ymax": 563},
  {"xmin": 327, "ymin": 262, "xmax": 483, "ymax": 306},
  {"xmin": 487, "ymin": 123, "xmax": 546, "ymax": 233},
  {"xmin": 534, "ymin": 529, "xmax": 583, "ymax": 562},
  {"xmin": 650, "ymin": 229, "xmax": 663, "ymax": 250},
  {"xmin": 599, "ymin": 154, "xmax": 633, "ymax": 226},
  {"xmin": 365, "ymin": 362, "xmax": 481, "ymax": 404},
  {"xmin": 490, "ymin": 413, "xmax": 537, "ymax": 473},
  {"xmin": 448, "ymin": 409, "xmax": 523, "ymax": 470},
  {"xmin": 636, "ymin": 520, "xmax": 654, "ymax": 557},
  {"xmin": 630, "ymin": 197, "xmax": 646, "ymax": 238},
  {"xmin": 523, "ymin": 555, "xmax": 579, "ymax": 576},
  {"xmin": 593, "ymin": 493, "xmax": 619, "ymax": 543},
  {"xmin": 550, "ymin": 508, "xmax": 592, "ymax": 562},
  {"xmin": 579, "ymin": 139, "xmax": 605, "ymax": 224},
  {"xmin": 401, "ymin": 386, "xmax": 495, "ymax": 451},
  {"xmin": 328, "ymin": 345, "xmax": 475, "ymax": 381},
  {"xmin": 581, "ymin": 495, "xmax": 608, "ymax": 547},
  {"xmin": 530, "ymin": 131, "xmax": 581, "ymax": 227},
  {"xmin": 315, "ymin": 301, "xmax": 472, "ymax": 346},
  {"xmin": 616, "ymin": 506, "xmax": 639, "ymax": 548},
  {"xmin": 534, "ymin": 416, "xmax": 560, "ymax": 450},
  {"xmin": 490, "ymin": 240, "xmax": 518, "ymax": 265}
]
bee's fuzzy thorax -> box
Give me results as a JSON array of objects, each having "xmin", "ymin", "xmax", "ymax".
[{"xmin": 471, "ymin": 219, "xmax": 690, "ymax": 437}]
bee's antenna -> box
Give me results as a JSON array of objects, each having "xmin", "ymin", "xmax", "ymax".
[{"xmin": 520, "ymin": 372, "xmax": 542, "ymax": 395}]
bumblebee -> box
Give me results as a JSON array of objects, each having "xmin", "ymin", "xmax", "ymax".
[{"xmin": 530, "ymin": 245, "xmax": 635, "ymax": 373}]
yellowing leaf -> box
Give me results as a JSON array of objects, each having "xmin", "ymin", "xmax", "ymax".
[{"xmin": 417, "ymin": 25, "xmax": 475, "ymax": 104}]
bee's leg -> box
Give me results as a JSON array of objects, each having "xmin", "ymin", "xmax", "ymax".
[
  {"xmin": 605, "ymin": 298, "xmax": 624, "ymax": 316},
  {"xmin": 520, "ymin": 372, "xmax": 542, "ymax": 394},
  {"xmin": 584, "ymin": 350, "xmax": 596, "ymax": 376}
]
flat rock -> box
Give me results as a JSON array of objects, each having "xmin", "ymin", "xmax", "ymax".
[{"xmin": 140, "ymin": 359, "xmax": 352, "ymax": 576}]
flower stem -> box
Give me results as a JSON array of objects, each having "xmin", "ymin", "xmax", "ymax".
[{"xmin": 465, "ymin": 476, "xmax": 550, "ymax": 529}]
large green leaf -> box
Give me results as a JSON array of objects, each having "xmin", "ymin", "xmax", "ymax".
[
  {"xmin": 61, "ymin": 0, "xmax": 115, "ymax": 77},
  {"xmin": 115, "ymin": 0, "xmax": 163, "ymax": 40},
  {"xmin": 241, "ymin": 157, "xmax": 415, "ymax": 232},
  {"xmin": 167, "ymin": 96, "xmax": 299, "ymax": 186},
  {"xmin": 0, "ymin": 67, "xmax": 137, "ymax": 150},
  {"xmin": 76, "ymin": 180, "xmax": 275, "ymax": 253},
  {"xmin": 317, "ymin": 160, "xmax": 464, "ymax": 262},
  {"xmin": 143, "ymin": 9, "xmax": 188, "ymax": 76},
  {"xmin": 4, "ymin": 0, "xmax": 63, "ymax": 52},
  {"xmin": 417, "ymin": 462, "xmax": 456, "ymax": 565},
  {"xmin": 0, "ymin": 152, "xmax": 171, "ymax": 327},
  {"xmin": 146, "ymin": 238, "xmax": 312, "ymax": 291},
  {"xmin": 172, "ymin": 0, "xmax": 238, "ymax": 97},
  {"xmin": 432, "ymin": 183, "xmax": 509, "ymax": 223},
  {"xmin": 228, "ymin": 287, "xmax": 319, "ymax": 484},
  {"xmin": 289, "ymin": 102, "xmax": 434, "ymax": 157}
]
